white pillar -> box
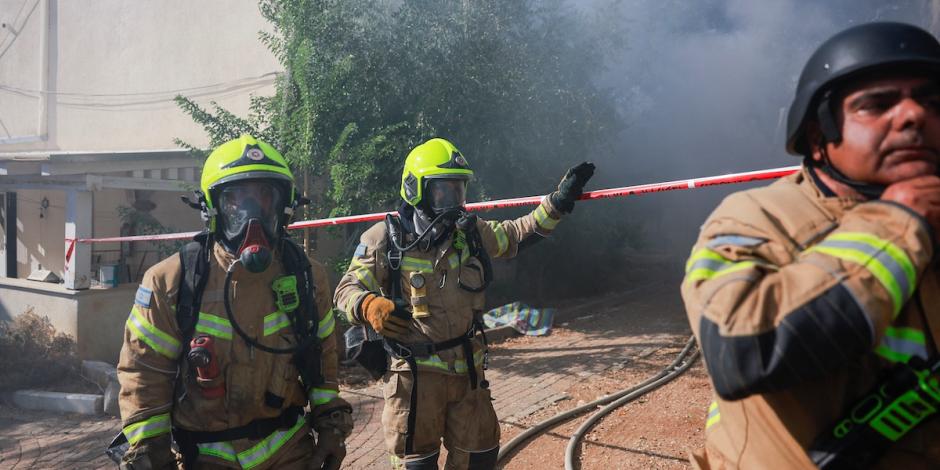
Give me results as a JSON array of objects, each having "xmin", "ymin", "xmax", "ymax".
[{"xmin": 64, "ymin": 190, "xmax": 92, "ymax": 290}]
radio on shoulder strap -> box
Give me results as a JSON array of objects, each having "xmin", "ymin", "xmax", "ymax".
[{"xmin": 809, "ymin": 356, "xmax": 940, "ymax": 469}]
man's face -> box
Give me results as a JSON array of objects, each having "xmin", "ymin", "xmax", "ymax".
[{"xmin": 815, "ymin": 74, "xmax": 940, "ymax": 185}]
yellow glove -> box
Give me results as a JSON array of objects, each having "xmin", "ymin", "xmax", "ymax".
[{"xmin": 359, "ymin": 294, "xmax": 410, "ymax": 340}]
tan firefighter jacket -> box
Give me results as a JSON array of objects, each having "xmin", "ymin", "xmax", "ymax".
[
  {"xmin": 117, "ymin": 241, "xmax": 347, "ymax": 469},
  {"xmin": 334, "ymin": 197, "xmax": 563, "ymax": 375},
  {"xmin": 682, "ymin": 166, "xmax": 940, "ymax": 469}
]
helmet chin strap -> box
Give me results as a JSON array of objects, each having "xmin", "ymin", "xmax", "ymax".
[{"xmin": 814, "ymin": 96, "xmax": 887, "ymax": 200}]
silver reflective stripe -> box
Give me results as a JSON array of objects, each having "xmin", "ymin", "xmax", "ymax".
[
  {"xmin": 706, "ymin": 235, "xmax": 767, "ymax": 249},
  {"xmin": 879, "ymin": 335, "xmax": 928, "ymax": 361},
  {"xmin": 533, "ymin": 204, "xmax": 559, "ymax": 230},
  {"xmin": 876, "ymin": 327, "xmax": 928, "ymax": 363},
  {"xmin": 686, "ymin": 257, "xmax": 732, "ymax": 274},
  {"xmin": 236, "ymin": 415, "xmax": 305, "ymax": 469},
  {"xmin": 126, "ymin": 308, "xmax": 182, "ymax": 359},
  {"xmin": 123, "ymin": 413, "xmax": 171, "ymax": 445},
  {"xmin": 263, "ymin": 311, "xmax": 291, "ymax": 336},
  {"xmin": 310, "ymin": 388, "xmax": 339, "ymax": 405},
  {"xmin": 198, "ymin": 442, "xmax": 237, "ymax": 462},
  {"xmin": 195, "ymin": 313, "xmax": 233, "ymax": 340},
  {"xmin": 815, "ymin": 239, "xmax": 912, "ymax": 302},
  {"xmin": 318, "ymin": 310, "xmax": 336, "ymax": 339}
]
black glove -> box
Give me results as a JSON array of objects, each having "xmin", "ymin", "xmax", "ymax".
[{"xmin": 550, "ymin": 162, "xmax": 596, "ymax": 214}]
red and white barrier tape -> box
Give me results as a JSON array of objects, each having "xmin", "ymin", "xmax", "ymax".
[{"xmin": 65, "ymin": 165, "xmax": 801, "ymax": 253}]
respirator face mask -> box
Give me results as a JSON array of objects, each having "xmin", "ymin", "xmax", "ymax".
[
  {"xmin": 425, "ymin": 178, "xmax": 467, "ymax": 215},
  {"xmin": 218, "ymin": 180, "xmax": 285, "ymax": 272}
]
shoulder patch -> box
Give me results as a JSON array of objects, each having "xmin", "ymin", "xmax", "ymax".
[
  {"xmin": 135, "ymin": 285, "xmax": 153, "ymax": 308},
  {"xmin": 354, "ymin": 243, "xmax": 368, "ymax": 258},
  {"xmin": 706, "ymin": 235, "xmax": 767, "ymax": 249}
]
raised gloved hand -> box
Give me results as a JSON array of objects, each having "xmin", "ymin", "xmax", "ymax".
[
  {"xmin": 550, "ymin": 162, "xmax": 596, "ymax": 214},
  {"xmin": 359, "ymin": 294, "xmax": 410, "ymax": 340},
  {"xmin": 309, "ymin": 408, "xmax": 353, "ymax": 470}
]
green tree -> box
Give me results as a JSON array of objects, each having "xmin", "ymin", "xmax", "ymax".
[{"xmin": 178, "ymin": 0, "xmax": 626, "ymax": 285}]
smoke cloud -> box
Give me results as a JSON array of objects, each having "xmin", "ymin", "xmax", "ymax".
[{"xmin": 582, "ymin": 0, "xmax": 937, "ymax": 255}]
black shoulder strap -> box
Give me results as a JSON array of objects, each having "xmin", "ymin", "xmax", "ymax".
[
  {"xmin": 384, "ymin": 217, "xmax": 403, "ymax": 302},
  {"xmin": 176, "ymin": 235, "xmax": 210, "ymax": 343}
]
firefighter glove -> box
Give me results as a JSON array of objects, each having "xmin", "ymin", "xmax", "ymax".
[
  {"xmin": 360, "ymin": 294, "xmax": 410, "ymax": 340},
  {"xmin": 309, "ymin": 408, "xmax": 353, "ymax": 470},
  {"xmin": 550, "ymin": 162, "xmax": 595, "ymax": 213},
  {"xmin": 120, "ymin": 434, "xmax": 176, "ymax": 470}
]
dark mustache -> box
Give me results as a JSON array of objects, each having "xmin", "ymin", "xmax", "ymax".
[{"xmin": 883, "ymin": 132, "xmax": 929, "ymax": 153}]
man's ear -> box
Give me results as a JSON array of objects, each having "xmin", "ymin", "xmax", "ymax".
[{"xmin": 805, "ymin": 122, "xmax": 826, "ymax": 164}]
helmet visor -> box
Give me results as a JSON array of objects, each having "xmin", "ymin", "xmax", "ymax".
[
  {"xmin": 218, "ymin": 180, "xmax": 284, "ymax": 240},
  {"xmin": 425, "ymin": 178, "xmax": 467, "ymax": 213}
]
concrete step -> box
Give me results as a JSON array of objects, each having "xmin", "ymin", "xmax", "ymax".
[{"xmin": 12, "ymin": 390, "xmax": 103, "ymax": 415}]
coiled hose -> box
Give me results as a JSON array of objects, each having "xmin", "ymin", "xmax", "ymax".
[{"xmin": 497, "ymin": 335, "xmax": 699, "ymax": 466}]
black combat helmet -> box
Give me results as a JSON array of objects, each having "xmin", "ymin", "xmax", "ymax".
[{"xmin": 786, "ymin": 22, "xmax": 940, "ymax": 157}]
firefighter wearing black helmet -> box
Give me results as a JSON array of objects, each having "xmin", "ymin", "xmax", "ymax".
[{"xmin": 682, "ymin": 23, "xmax": 940, "ymax": 469}]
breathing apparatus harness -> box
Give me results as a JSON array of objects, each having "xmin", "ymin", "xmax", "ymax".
[
  {"xmin": 370, "ymin": 206, "xmax": 493, "ymax": 454},
  {"xmin": 168, "ymin": 191, "xmax": 327, "ymax": 468}
]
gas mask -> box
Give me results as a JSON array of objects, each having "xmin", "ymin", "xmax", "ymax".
[
  {"xmin": 413, "ymin": 178, "xmax": 468, "ymax": 247},
  {"xmin": 217, "ymin": 180, "xmax": 285, "ymax": 273},
  {"xmin": 425, "ymin": 178, "xmax": 467, "ymax": 215}
]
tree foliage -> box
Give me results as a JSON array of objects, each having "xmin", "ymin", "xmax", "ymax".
[
  {"xmin": 179, "ymin": 0, "xmax": 621, "ymax": 215},
  {"xmin": 177, "ymin": 0, "xmax": 627, "ymax": 290}
]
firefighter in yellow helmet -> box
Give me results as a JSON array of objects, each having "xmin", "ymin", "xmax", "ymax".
[
  {"xmin": 335, "ymin": 138, "xmax": 594, "ymax": 469},
  {"xmin": 682, "ymin": 23, "xmax": 940, "ymax": 469},
  {"xmin": 116, "ymin": 135, "xmax": 352, "ymax": 469}
]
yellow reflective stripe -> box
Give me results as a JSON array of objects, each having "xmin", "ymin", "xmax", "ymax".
[
  {"xmin": 533, "ymin": 204, "xmax": 559, "ymax": 230},
  {"xmin": 350, "ymin": 258, "xmax": 379, "ymax": 291},
  {"xmin": 415, "ymin": 355, "xmax": 450, "ymax": 371},
  {"xmin": 402, "ymin": 256, "xmax": 434, "ymax": 273},
  {"xmin": 705, "ymin": 402, "xmax": 720, "ymax": 429},
  {"xmin": 263, "ymin": 311, "xmax": 291, "ymax": 336},
  {"xmin": 318, "ymin": 310, "xmax": 336, "ymax": 339},
  {"xmin": 198, "ymin": 442, "xmax": 237, "ymax": 462},
  {"xmin": 447, "ymin": 249, "xmax": 471, "ymax": 269},
  {"xmin": 826, "ymin": 233, "xmax": 916, "ymax": 295},
  {"xmin": 876, "ymin": 326, "xmax": 928, "ymax": 363},
  {"xmin": 454, "ymin": 349, "xmax": 486, "ymax": 374},
  {"xmin": 685, "ymin": 247, "xmax": 730, "ymax": 272},
  {"xmin": 487, "ymin": 221, "xmax": 509, "ymax": 256},
  {"xmin": 195, "ymin": 312, "xmax": 233, "ymax": 340},
  {"xmin": 236, "ymin": 415, "xmax": 305, "ymax": 469},
  {"xmin": 123, "ymin": 413, "xmax": 171, "ymax": 445},
  {"xmin": 807, "ymin": 245, "xmax": 906, "ymax": 315},
  {"xmin": 310, "ymin": 388, "xmax": 339, "ymax": 405},
  {"xmin": 685, "ymin": 248, "xmax": 762, "ymax": 282},
  {"xmin": 126, "ymin": 307, "xmax": 181, "ymax": 359}
]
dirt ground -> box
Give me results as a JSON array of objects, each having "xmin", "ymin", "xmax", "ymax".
[{"xmin": 496, "ymin": 281, "xmax": 711, "ymax": 470}]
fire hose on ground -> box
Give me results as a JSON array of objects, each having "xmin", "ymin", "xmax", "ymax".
[{"xmin": 496, "ymin": 336, "xmax": 700, "ymax": 467}]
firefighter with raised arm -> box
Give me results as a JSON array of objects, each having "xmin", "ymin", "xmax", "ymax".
[
  {"xmin": 116, "ymin": 135, "xmax": 352, "ymax": 469},
  {"xmin": 682, "ymin": 23, "xmax": 940, "ymax": 469},
  {"xmin": 334, "ymin": 138, "xmax": 594, "ymax": 469}
]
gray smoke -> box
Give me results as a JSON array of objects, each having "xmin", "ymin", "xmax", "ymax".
[{"xmin": 581, "ymin": 0, "xmax": 938, "ymax": 256}]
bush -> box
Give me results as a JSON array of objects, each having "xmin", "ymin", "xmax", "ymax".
[{"xmin": 0, "ymin": 309, "xmax": 79, "ymax": 392}]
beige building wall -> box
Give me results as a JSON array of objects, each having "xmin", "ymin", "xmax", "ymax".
[{"xmin": 0, "ymin": 0, "xmax": 279, "ymax": 152}]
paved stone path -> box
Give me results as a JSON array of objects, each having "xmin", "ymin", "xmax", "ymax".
[{"xmin": 0, "ymin": 284, "xmax": 688, "ymax": 469}]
